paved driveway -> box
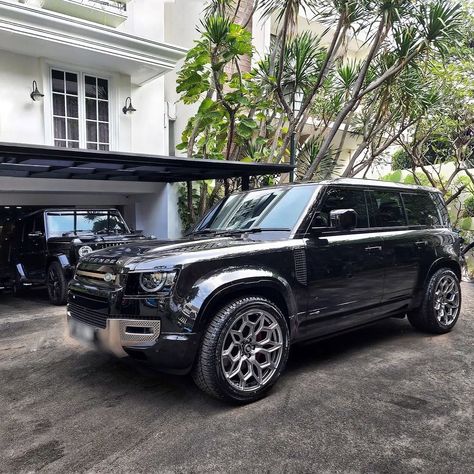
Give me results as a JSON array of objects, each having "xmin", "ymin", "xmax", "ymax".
[{"xmin": 0, "ymin": 286, "xmax": 472, "ymax": 473}]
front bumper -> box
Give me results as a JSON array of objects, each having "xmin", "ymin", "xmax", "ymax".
[{"xmin": 67, "ymin": 313, "xmax": 200, "ymax": 374}]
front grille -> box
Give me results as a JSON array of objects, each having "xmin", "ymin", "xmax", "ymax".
[
  {"xmin": 69, "ymin": 290, "xmax": 109, "ymax": 311},
  {"xmin": 69, "ymin": 303, "xmax": 107, "ymax": 329},
  {"xmin": 76, "ymin": 269, "xmax": 116, "ymax": 283},
  {"xmin": 74, "ymin": 261, "xmax": 123, "ymax": 287}
]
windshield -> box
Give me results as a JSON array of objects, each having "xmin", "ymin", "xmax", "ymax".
[
  {"xmin": 46, "ymin": 210, "xmax": 129, "ymax": 237},
  {"xmin": 195, "ymin": 185, "xmax": 318, "ymax": 233}
]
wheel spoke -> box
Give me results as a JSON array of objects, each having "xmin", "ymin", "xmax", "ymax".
[
  {"xmin": 228, "ymin": 358, "xmax": 244, "ymax": 379},
  {"xmin": 250, "ymin": 359, "xmax": 263, "ymax": 386},
  {"xmin": 255, "ymin": 342, "xmax": 282, "ymax": 354}
]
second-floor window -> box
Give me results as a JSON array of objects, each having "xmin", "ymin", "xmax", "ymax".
[{"xmin": 52, "ymin": 69, "xmax": 110, "ymax": 151}]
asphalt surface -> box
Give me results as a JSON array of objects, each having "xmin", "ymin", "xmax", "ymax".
[{"xmin": 0, "ymin": 286, "xmax": 472, "ymax": 474}]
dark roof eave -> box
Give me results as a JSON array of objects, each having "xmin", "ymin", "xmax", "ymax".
[{"xmin": 0, "ymin": 142, "xmax": 293, "ymax": 182}]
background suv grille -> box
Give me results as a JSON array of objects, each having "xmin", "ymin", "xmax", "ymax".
[{"xmin": 96, "ymin": 242, "xmax": 126, "ymax": 249}]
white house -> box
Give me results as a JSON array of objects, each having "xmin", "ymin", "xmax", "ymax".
[{"xmin": 0, "ymin": 0, "xmax": 232, "ymax": 238}]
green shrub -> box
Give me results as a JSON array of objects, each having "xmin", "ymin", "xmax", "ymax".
[
  {"xmin": 463, "ymin": 195, "xmax": 474, "ymax": 218},
  {"xmin": 391, "ymin": 149, "xmax": 411, "ymax": 170}
]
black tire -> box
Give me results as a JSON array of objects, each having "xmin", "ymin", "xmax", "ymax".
[
  {"xmin": 192, "ymin": 296, "xmax": 290, "ymax": 403},
  {"xmin": 12, "ymin": 280, "xmax": 24, "ymax": 297},
  {"xmin": 46, "ymin": 261, "xmax": 67, "ymax": 305},
  {"xmin": 408, "ymin": 268, "xmax": 461, "ymax": 334}
]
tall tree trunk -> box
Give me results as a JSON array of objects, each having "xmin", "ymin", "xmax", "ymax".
[{"xmin": 303, "ymin": 17, "xmax": 388, "ymax": 180}]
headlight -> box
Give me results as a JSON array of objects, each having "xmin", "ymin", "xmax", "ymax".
[
  {"xmin": 78, "ymin": 245, "xmax": 93, "ymax": 257},
  {"xmin": 139, "ymin": 271, "xmax": 176, "ymax": 293}
]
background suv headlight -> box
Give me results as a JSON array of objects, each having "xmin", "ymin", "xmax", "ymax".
[
  {"xmin": 78, "ymin": 245, "xmax": 93, "ymax": 257},
  {"xmin": 139, "ymin": 271, "xmax": 177, "ymax": 293}
]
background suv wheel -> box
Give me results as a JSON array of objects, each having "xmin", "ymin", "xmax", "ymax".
[
  {"xmin": 192, "ymin": 296, "xmax": 290, "ymax": 403},
  {"xmin": 408, "ymin": 268, "xmax": 461, "ymax": 334},
  {"xmin": 47, "ymin": 261, "xmax": 67, "ymax": 305}
]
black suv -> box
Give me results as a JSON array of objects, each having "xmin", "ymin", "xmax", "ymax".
[
  {"xmin": 68, "ymin": 179, "xmax": 462, "ymax": 403},
  {"xmin": 4, "ymin": 208, "xmax": 146, "ymax": 304}
]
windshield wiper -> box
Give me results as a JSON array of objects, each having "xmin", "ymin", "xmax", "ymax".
[
  {"xmin": 190, "ymin": 229, "xmax": 217, "ymax": 235},
  {"xmin": 62, "ymin": 230, "xmax": 94, "ymax": 236}
]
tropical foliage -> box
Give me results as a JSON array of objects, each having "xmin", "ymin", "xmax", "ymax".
[{"xmin": 176, "ymin": 0, "xmax": 468, "ymax": 228}]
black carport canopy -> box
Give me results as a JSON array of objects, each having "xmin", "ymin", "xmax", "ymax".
[{"xmin": 0, "ymin": 143, "xmax": 293, "ymax": 184}]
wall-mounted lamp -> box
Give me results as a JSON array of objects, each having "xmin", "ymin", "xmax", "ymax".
[
  {"xmin": 122, "ymin": 96, "xmax": 136, "ymax": 115},
  {"xmin": 30, "ymin": 80, "xmax": 44, "ymax": 101}
]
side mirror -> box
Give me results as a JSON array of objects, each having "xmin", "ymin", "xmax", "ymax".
[
  {"xmin": 330, "ymin": 209, "xmax": 357, "ymax": 231},
  {"xmin": 28, "ymin": 231, "xmax": 44, "ymax": 239}
]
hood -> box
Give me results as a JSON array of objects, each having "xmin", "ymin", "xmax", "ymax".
[{"xmin": 79, "ymin": 235, "xmax": 278, "ymax": 270}]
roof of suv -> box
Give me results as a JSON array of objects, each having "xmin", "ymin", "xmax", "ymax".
[
  {"xmin": 15, "ymin": 208, "xmax": 121, "ymax": 220},
  {"xmin": 234, "ymin": 178, "xmax": 441, "ymax": 194},
  {"xmin": 318, "ymin": 178, "xmax": 441, "ymax": 193}
]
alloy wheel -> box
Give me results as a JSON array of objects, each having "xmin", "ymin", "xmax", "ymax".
[
  {"xmin": 434, "ymin": 274, "xmax": 460, "ymax": 326},
  {"xmin": 220, "ymin": 308, "xmax": 284, "ymax": 392},
  {"xmin": 47, "ymin": 267, "xmax": 61, "ymax": 300}
]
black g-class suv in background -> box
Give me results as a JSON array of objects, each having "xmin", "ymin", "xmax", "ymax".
[
  {"xmin": 4, "ymin": 209, "xmax": 146, "ymax": 305},
  {"xmin": 68, "ymin": 179, "xmax": 462, "ymax": 403}
]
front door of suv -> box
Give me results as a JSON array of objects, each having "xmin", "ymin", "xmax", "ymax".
[
  {"xmin": 18, "ymin": 215, "xmax": 47, "ymax": 282},
  {"xmin": 303, "ymin": 186, "xmax": 386, "ymax": 337}
]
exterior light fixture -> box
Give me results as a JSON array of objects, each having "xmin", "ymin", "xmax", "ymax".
[
  {"xmin": 122, "ymin": 96, "xmax": 136, "ymax": 115},
  {"xmin": 30, "ymin": 80, "xmax": 44, "ymax": 101}
]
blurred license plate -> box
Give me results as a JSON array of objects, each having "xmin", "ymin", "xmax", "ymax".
[{"xmin": 70, "ymin": 319, "xmax": 96, "ymax": 343}]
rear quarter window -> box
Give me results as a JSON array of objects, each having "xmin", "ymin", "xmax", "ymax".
[
  {"xmin": 431, "ymin": 192, "xmax": 450, "ymax": 227},
  {"xmin": 402, "ymin": 193, "xmax": 442, "ymax": 227}
]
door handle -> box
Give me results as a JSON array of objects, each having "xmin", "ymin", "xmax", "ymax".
[
  {"xmin": 415, "ymin": 241, "xmax": 428, "ymax": 247},
  {"xmin": 365, "ymin": 246, "xmax": 382, "ymax": 252}
]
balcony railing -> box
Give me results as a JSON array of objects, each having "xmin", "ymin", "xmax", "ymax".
[
  {"xmin": 19, "ymin": 0, "xmax": 130, "ymax": 27},
  {"xmin": 65, "ymin": 0, "xmax": 127, "ymax": 15}
]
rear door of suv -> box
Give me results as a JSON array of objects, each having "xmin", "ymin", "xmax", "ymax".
[{"xmin": 366, "ymin": 189, "xmax": 441, "ymax": 311}]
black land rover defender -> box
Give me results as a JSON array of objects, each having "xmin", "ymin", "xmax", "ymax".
[
  {"xmin": 5, "ymin": 208, "xmax": 147, "ymax": 305},
  {"xmin": 68, "ymin": 179, "xmax": 462, "ymax": 403}
]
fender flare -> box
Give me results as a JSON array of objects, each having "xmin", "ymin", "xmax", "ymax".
[
  {"xmin": 411, "ymin": 257, "xmax": 462, "ymax": 308},
  {"xmin": 424, "ymin": 257, "xmax": 462, "ymax": 285},
  {"xmin": 180, "ymin": 267, "xmax": 297, "ymax": 333},
  {"xmin": 46, "ymin": 254, "xmax": 75, "ymax": 277}
]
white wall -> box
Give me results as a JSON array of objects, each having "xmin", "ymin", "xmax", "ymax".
[
  {"xmin": 134, "ymin": 184, "xmax": 182, "ymax": 239},
  {"xmin": 164, "ymin": 0, "xmax": 205, "ymax": 156},
  {"xmin": 0, "ymin": 49, "xmax": 45, "ymax": 145},
  {"xmin": 0, "ymin": 1, "xmax": 184, "ymax": 239},
  {"xmin": 119, "ymin": 0, "xmax": 165, "ymax": 41},
  {"xmin": 131, "ymin": 77, "xmax": 167, "ymax": 155}
]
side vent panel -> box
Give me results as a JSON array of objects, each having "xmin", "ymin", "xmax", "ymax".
[{"xmin": 294, "ymin": 248, "xmax": 308, "ymax": 286}]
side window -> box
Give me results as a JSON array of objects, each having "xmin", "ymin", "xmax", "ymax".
[
  {"xmin": 34, "ymin": 215, "xmax": 45, "ymax": 234},
  {"xmin": 401, "ymin": 193, "xmax": 441, "ymax": 227},
  {"xmin": 319, "ymin": 187, "xmax": 369, "ymax": 228},
  {"xmin": 431, "ymin": 192, "xmax": 450, "ymax": 227},
  {"xmin": 370, "ymin": 190, "xmax": 406, "ymax": 228}
]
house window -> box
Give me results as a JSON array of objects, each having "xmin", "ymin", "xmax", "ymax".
[{"xmin": 51, "ymin": 69, "xmax": 110, "ymax": 150}]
